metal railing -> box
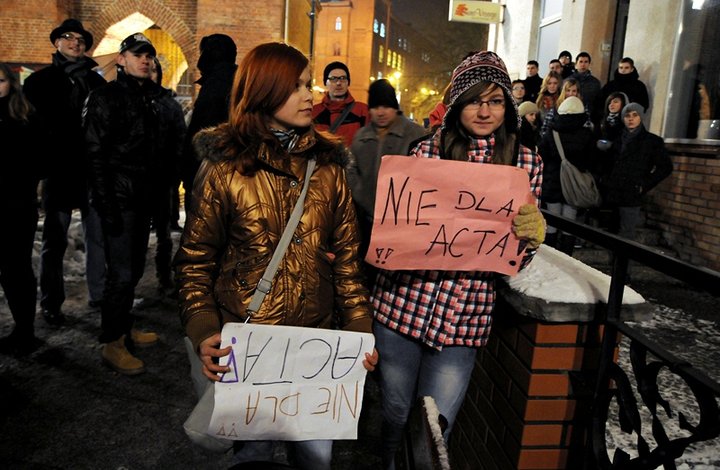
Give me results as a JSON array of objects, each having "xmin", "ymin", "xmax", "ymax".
[{"xmin": 542, "ymin": 210, "xmax": 720, "ymax": 469}]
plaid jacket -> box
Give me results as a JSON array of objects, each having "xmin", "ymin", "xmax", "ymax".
[{"xmin": 371, "ymin": 133, "xmax": 543, "ymax": 350}]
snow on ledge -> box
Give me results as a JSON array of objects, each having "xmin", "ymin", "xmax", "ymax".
[{"xmin": 507, "ymin": 245, "xmax": 645, "ymax": 305}]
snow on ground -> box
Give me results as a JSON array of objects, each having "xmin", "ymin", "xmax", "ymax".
[{"xmin": 4, "ymin": 213, "xmax": 719, "ymax": 467}]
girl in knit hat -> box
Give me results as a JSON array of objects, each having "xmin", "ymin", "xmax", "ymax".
[
  {"xmin": 518, "ymin": 100, "xmax": 541, "ymax": 150},
  {"xmin": 370, "ymin": 51, "xmax": 545, "ymax": 469}
]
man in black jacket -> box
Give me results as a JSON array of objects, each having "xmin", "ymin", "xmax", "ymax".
[
  {"xmin": 599, "ymin": 57, "xmax": 650, "ymax": 112},
  {"xmin": 84, "ymin": 33, "xmax": 181, "ymax": 375},
  {"xmin": 24, "ymin": 19, "xmax": 107, "ymax": 325}
]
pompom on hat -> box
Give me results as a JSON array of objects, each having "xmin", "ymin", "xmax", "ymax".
[{"xmin": 445, "ymin": 50, "xmax": 520, "ymax": 131}]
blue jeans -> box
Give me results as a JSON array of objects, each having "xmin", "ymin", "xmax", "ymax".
[
  {"xmin": 373, "ymin": 321, "xmax": 477, "ymax": 469},
  {"xmin": 232, "ymin": 440, "xmax": 333, "ymax": 470},
  {"xmin": 100, "ymin": 209, "xmax": 151, "ymax": 343},
  {"xmin": 40, "ymin": 205, "xmax": 105, "ymax": 310}
]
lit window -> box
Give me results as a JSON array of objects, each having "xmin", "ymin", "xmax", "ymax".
[
  {"xmin": 378, "ymin": 45, "xmax": 384, "ymax": 64},
  {"xmin": 664, "ymin": 0, "xmax": 720, "ymax": 141},
  {"xmin": 373, "ymin": 19, "xmax": 379, "ymax": 34},
  {"xmin": 335, "ymin": 17, "xmax": 342, "ymax": 31},
  {"xmin": 387, "ymin": 49, "xmax": 392, "ymax": 66},
  {"xmin": 392, "ymin": 51, "xmax": 397, "ymax": 68},
  {"xmin": 398, "ymin": 55, "xmax": 402, "ymax": 71},
  {"xmin": 380, "ymin": 23, "xmax": 386, "ymax": 38}
]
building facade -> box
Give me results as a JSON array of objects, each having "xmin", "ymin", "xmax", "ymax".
[{"xmin": 491, "ymin": 0, "xmax": 719, "ymax": 270}]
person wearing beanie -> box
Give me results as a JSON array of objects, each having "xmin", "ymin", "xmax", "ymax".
[
  {"xmin": 347, "ymin": 79, "xmax": 426, "ymax": 262},
  {"xmin": 602, "ymin": 102, "xmax": 672, "ymax": 242},
  {"xmin": 558, "ymin": 50, "xmax": 575, "ymax": 78},
  {"xmin": 84, "ymin": 33, "xmax": 182, "ymax": 375},
  {"xmin": 518, "ymin": 101, "xmax": 541, "ymax": 150},
  {"xmin": 370, "ymin": 51, "xmax": 545, "ymax": 468},
  {"xmin": 312, "ymin": 61, "xmax": 369, "ymax": 145},
  {"xmin": 180, "ymin": 33, "xmax": 238, "ymax": 219},
  {"xmin": 538, "ymin": 95, "xmax": 597, "ymax": 254},
  {"xmin": 23, "ymin": 19, "xmax": 107, "ymax": 327}
]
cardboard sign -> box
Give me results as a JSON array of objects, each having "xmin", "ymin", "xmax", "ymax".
[
  {"xmin": 366, "ymin": 156, "xmax": 534, "ymax": 276},
  {"xmin": 209, "ymin": 323, "xmax": 375, "ymax": 441}
]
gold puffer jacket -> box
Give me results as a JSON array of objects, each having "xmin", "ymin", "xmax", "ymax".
[{"xmin": 175, "ymin": 126, "xmax": 372, "ymax": 351}]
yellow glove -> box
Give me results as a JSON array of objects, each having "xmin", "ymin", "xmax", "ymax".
[{"xmin": 512, "ymin": 204, "xmax": 546, "ymax": 250}]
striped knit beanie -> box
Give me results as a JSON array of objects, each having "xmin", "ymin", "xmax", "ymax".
[{"xmin": 445, "ymin": 51, "xmax": 520, "ymax": 131}]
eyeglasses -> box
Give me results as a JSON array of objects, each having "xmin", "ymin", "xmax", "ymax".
[
  {"xmin": 327, "ymin": 76, "xmax": 348, "ymax": 83},
  {"xmin": 60, "ymin": 33, "xmax": 86, "ymax": 45},
  {"xmin": 465, "ymin": 97, "xmax": 506, "ymax": 111}
]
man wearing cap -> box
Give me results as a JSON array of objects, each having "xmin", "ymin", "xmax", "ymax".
[
  {"xmin": 23, "ymin": 19, "xmax": 107, "ymax": 327},
  {"xmin": 312, "ymin": 61, "xmax": 369, "ymax": 145},
  {"xmin": 84, "ymin": 33, "xmax": 181, "ymax": 375},
  {"xmin": 346, "ymin": 79, "xmax": 425, "ymax": 261}
]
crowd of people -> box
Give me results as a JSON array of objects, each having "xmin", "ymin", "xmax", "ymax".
[
  {"xmin": 512, "ymin": 50, "xmax": 672, "ymax": 255},
  {"xmin": 0, "ymin": 17, "xmax": 674, "ymax": 469}
]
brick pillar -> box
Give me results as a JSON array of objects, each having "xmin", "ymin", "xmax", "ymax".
[{"xmin": 449, "ymin": 303, "xmax": 608, "ymax": 469}]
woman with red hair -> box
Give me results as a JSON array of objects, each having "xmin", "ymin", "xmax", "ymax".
[{"xmin": 175, "ymin": 42, "xmax": 378, "ymax": 468}]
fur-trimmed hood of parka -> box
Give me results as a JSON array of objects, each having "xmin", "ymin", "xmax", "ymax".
[
  {"xmin": 191, "ymin": 123, "xmax": 346, "ymax": 169},
  {"xmin": 176, "ymin": 123, "xmax": 371, "ymax": 352}
]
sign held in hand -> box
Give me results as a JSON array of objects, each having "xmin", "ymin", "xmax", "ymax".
[
  {"xmin": 366, "ymin": 156, "xmax": 534, "ymax": 276},
  {"xmin": 209, "ymin": 323, "xmax": 375, "ymax": 441}
]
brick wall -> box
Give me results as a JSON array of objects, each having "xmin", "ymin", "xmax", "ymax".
[
  {"xmin": 0, "ymin": 1, "xmax": 295, "ymax": 89},
  {"xmin": 449, "ymin": 302, "xmax": 609, "ymax": 470},
  {"xmin": 645, "ymin": 148, "xmax": 720, "ymax": 271}
]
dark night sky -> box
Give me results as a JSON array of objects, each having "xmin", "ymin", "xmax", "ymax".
[{"xmin": 392, "ymin": 0, "xmax": 488, "ymax": 71}]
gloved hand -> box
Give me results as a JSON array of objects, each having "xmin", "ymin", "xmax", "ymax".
[{"xmin": 512, "ymin": 204, "xmax": 546, "ymax": 250}]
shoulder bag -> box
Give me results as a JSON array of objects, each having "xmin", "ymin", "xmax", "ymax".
[
  {"xmin": 182, "ymin": 158, "xmax": 317, "ymax": 452},
  {"xmin": 553, "ymin": 130, "xmax": 602, "ymax": 208}
]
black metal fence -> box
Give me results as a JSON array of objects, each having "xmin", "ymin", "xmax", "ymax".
[{"xmin": 542, "ymin": 210, "xmax": 720, "ymax": 469}]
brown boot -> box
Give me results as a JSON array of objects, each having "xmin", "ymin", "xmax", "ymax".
[
  {"xmin": 130, "ymin": 329, "xmax": 158, "ymax": 347},
  {"xmin": 102, "ymin": 335, "xmax": 145, "ymax": 375}
]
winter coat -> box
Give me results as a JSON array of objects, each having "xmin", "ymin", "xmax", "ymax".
[
  {"xmin": 23, "ymin": 54, "xmax": 106, "ymax": 211},
  {"xmin": 180, "ymin": 61, "xmax": 237, "ymax": 187},
  {"xmin": 84, "ymin": 72, "xmax": 183, "ymax": 220},
  {"xmin": 346, "ymin": 115, "xmax": 428, "ymax": 224},
  {"xmin": 175, "ymin": 125, "xmax": 372, "ymax": 351},
  {"xmin": 604, "ymin": 127, "xmax": 672, "ymax": 207},
  {"xmin": 570, "ymin": 70, "xmax": 602, "ymax": 118},
  {"xmin": 0, "ymin": 96, "xmax": 44, "ymax": 213},
  {"xmin": 600, "ymin": 68, "xmax": 650, "ymax": 111},
  {"xmin": 312, "ymin": 92, "xmax": 369, "ymax": 145},
  {"xmin": 538, "ymin": 112, "xmax": 597, "ymax": 204},
  {"xmin": 523, "ymin": 74, "xmax": 543, "ymax": 104}
]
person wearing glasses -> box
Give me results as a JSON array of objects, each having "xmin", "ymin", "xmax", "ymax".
[
  {"xmin": 312, "ymin": 61, "xmax": 369, "ymax": 145},
  {"xmin": 83, "ymin": 33, "xmax": 179, "ymax": 375},
  {"xmin": 23, "ymin": 19, "xmax": 107, "ymax": 327},
  {"xmin": 370, "ymin": 51, "xmax": 545, "ymax": 469}
]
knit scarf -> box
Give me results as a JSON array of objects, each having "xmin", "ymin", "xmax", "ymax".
[
  {"xmin": 606, "ymin": 112, "xmax": 620, "ymax": 128},
  {"xmin": 52, "ymin": 51, "xmax": 97, "ymax": 113}
]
